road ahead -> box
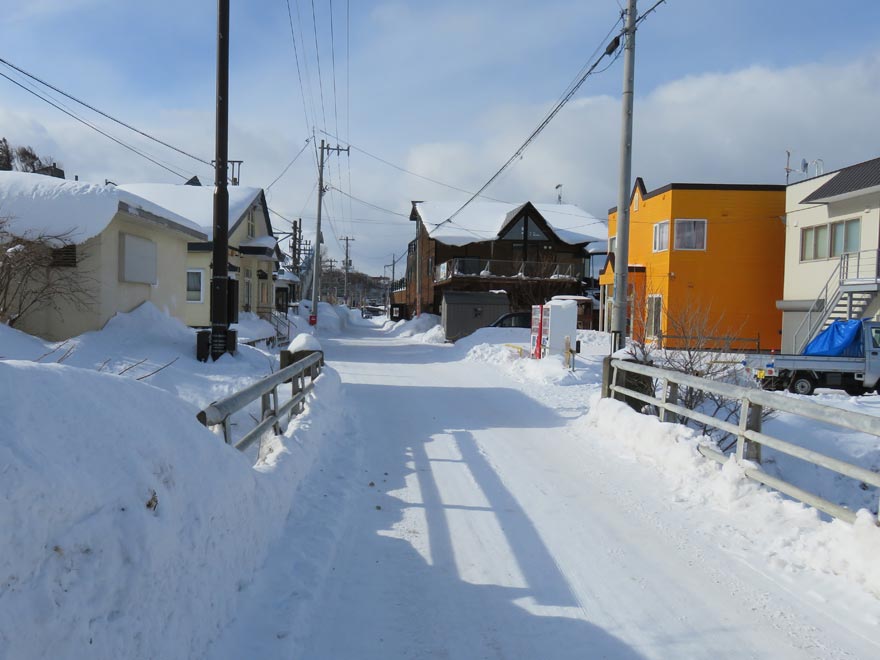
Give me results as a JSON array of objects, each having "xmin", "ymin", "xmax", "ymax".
[{"xmin": 213, "ymin": 325, "xmax": 880, "ymax": 659}]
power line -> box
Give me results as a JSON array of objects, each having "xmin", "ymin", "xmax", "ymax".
[
  {"xmin": 0, "ymin": 69, "xmax": 190, "ymax": 179},
  {"xmin": 318, "ymin": 129, "xmax": 509, "ymax": 202},
  {"xmin": 310, "ymin": 0, "xmax": 328, "ymax": 131},
  {"xmin": 266, "ymin": 137, "xmax": 312, "ymax": 190},
  {"xmin": 0, "ymin": 56, "xmax": 213, "ymax": 168},
  {"xmin": 284, "ymin": 0, "xmax": 315, "ymax": 142},
  {"xmin": 431, "ymin": 14, "xmax": 626, "ymax": 233},
  {"xmin": 329, "ymin": 185, "xmax": 410, "ymax": 218}
]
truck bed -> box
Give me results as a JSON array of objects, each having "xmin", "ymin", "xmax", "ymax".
[{"xmin": 745, "ymin": 353, "xmax": 864, "ymax": 373}]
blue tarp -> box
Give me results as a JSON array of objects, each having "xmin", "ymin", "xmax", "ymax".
[{"xmin": 802, "ymin": 319, "xmax": 864, "ymax": 357}]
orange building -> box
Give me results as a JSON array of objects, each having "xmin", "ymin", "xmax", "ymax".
[{"xmin": 599, "ymin": 178, "xmax": 786, "ymax": 351}]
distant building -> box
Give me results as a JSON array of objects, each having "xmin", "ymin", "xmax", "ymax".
[
  {"xmin": 394, "ymin": 200, "xmax": 607, "ymax": 317},
  {"xmin": 777, "ymin": 156, "xmax": 880, "ymax": 353},
  {"xmin": 599, "ymin": 178, "xmax": 786, "ymax": 350}
]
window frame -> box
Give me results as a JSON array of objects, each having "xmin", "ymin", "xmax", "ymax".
[
  {"xmin": 646, "ymin": 294, "xmax": 662, "ymax": 339},
  {"xmin": 246, "ymin": 209, "xmax": 256, "ymax": 238},
  {"xmin": 801, "ymin": 218, "xmax": 861, "ymax": 262},
  {"xmin": 652, "ymin": 221, "xmax": 669, "ymax": 253},
  {"xmin": 186, "ymin": 268, "xmax": 204, "ymax": 303},
  {"xmin": 673, "ymin": 219, "xmax": 707, "ymax": 251}
]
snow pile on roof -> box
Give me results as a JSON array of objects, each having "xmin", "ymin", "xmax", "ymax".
[
  {"xmin": 117, "ymin": 183, "xmax": 262, "ymax": 238},
  {"xmin": 414, "ymin": 200, "xmax": 607, "ymax": 247},
  {"xmin": 240, "ymin": 235, "xmax": 278, "ymax": 250},
  {"xmin": 276, "ymin": 270, "xmax": 300, "ymax": 283},
  {"xmin": 0, "ymin": 172, "xmax": 204, "ymax": 243}
]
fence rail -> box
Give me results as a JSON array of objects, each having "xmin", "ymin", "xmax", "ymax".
[
  {"xmin": 603, "ymin": 357, "xmax": 880, "ymax": 524},
  {"xmin": 197, "ymin": 350, "xmax": 323, "ymax": 452}
]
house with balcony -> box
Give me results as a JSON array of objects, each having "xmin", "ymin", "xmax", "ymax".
[
  {"xmin": 397, "ymin": 200, "xmax": 607, "ymax": 317},
  {"xmin": 599, "ymin": 178, "xmax": 786, "ymax": 350},
  {"xmin": 777, "ymin": 156, "xmax": 880, "ymax": 353},
  {"xmin": 118, "ymin": 182, "xmax": 282, "ymax": 331}
]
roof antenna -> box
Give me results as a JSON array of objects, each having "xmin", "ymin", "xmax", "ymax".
[{"xmin": 555, "ymin": 183, "xmax": 563, "ymax": 204}]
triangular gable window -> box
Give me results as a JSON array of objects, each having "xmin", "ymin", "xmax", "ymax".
[{"xmin": 499, "ymin": 215, "xmax": 550, "ymax": 241}]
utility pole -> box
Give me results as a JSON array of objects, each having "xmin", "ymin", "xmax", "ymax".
[
  {"xmin": 309, "ymin": 139, "xmax": 349, "ymax": 326},
  {"xmin": 341, "ymin": 236, "xmax": 355, "ymax": 305},
  {"xmin": 208, "ymin": 0, "xmax": 231, "ymax": 360},
  {"xmin": 610, "ymin": 0, "xmax": 637, "ymax": 353}
]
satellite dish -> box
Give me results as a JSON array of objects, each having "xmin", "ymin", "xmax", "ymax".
[{"xmin": 800, "ymin": 159, "xmax": 809, "ymax": 173}]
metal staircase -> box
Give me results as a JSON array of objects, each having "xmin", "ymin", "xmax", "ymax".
[{"xmin": 792, "ymin": 250, "xmax": 880, "ymax": 353}]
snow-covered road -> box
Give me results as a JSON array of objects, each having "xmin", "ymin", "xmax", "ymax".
[{"xmin": 213, "ymin": 325, "xmax": 880, "ymax": 660}]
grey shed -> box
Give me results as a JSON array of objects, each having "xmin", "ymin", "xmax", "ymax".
[{"xmin": 441, "ymin": 290, "xmax": 510, "ymax": 341}]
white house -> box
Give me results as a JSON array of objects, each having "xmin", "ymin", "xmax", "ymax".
[
  {"xmin": 778, "ymin": 156, "xmax": 880, "ymax": 352},
  {"xmin": 117, "ymin": 182, "xmax": 281, "ymax": 328},
  {"xmin": 0, "ymin": 172, "xmax": 206, "ymax": 341}
]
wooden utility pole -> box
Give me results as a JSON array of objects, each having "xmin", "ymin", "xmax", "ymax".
[
  {"xmin": 309, "ymin": 140, "xmax": 349, "ymax": 326},
  {"xmin": 341, "ymin": 236, "xmax": 355, "ymax": 305},
  {"xmin": 209, "ymin": 0, "xmax": 231, "ymax": 360},
  {"xmin": 610, "ymin": 0, "xmax": 637, "ymax": 353}
]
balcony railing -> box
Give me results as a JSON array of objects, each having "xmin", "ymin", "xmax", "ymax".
[{"xmin": 434, "ymin": 258, "xmax": 578, "ymax": 283}]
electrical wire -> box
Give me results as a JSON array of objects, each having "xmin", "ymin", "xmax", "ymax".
[
  {"xmin": 266, "ymin": 137, "xmax": 312, "ymax": 190},
  {"xmin": 310, "ymin": 0, "xmax": 328, "ymax": 132},
  {"xmin": 0, "ymin": 69, "xmax": 191, "ymax": 179},
  {"xmin": 0, "ymin": 56, "xmax": 213, "ymax": 168},
  {"xmin": 329, "ymin": 185, "xmax": 410, "ymax": 218},
  {"xmin": 431, "ymin": 14, "xmax": 627, "ymax": 233},
  {"xmin": 318, "ymin": 129, "xmax": 509, "ymax": 202},
  {"xmin": 284, "ymin": 0, "xmax": 316, "ymax": 143}
]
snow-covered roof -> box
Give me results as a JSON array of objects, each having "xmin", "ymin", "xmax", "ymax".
[
  {"xmin": 0, "ymin": 172, "xmax": 205, "ymax": 243},
  {"xmin": 117, "ymin": 183, "xmax": 263, "ymax": 239},
  {"xmin": 240, "ymin": 235, "xmax": 278, "ymax": 249},
  {"xmin": 586, "ymin": 240, "xmax": 608, "ymax": 254},
  {"xmin": 276, "ymin": 270, "xmax": 300, "ymax": 283},
  {"xmin": 414, "ymin": 201, "xmax": 607, "ymax": 247}
]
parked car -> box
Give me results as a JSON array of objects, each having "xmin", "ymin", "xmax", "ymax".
[{"xmin": 490, "ymin": 311, "xmax": 531, "ymax": 329}]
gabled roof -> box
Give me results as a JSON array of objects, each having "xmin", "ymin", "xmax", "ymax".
[
  {"xmin": 0, "ymin": 171, "xmax": 205, "ymax": 243},
  {"xmin": 411, "ymin": 200, "xmax": 606, "ymax": 247},
  {"xmin": 117, "ymin": 183, "xmax": 266, "ymax": 239},
  {"xmin": 800, "ymin": 156, "xmax": 880, "ymax": 204}
]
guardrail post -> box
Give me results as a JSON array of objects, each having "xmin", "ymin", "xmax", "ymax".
[
  {"xmin": 736, "ymin": 398, "xmax": 762, "ymax": 463},
  {"xmin": 222, "ymin": 418, "xmax": 231, "ymax": 445},
  {"xmin": 659, "ymin": 380, "xmax": 678, "ymax": 424},
  {"xmin": 271, "ymin": 386, "xmax": 281, "ymax": 434}
]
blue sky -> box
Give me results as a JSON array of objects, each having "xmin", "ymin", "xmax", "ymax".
[{"xmin": 3, "ymin": 0, "xmax": 880, "ymax": 273}]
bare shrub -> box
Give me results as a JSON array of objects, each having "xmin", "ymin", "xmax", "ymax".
[{"xmin": 0, "ymin": 216, "xmax": 94, "ymax": 327}]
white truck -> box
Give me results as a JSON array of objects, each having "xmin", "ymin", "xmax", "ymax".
[{"xmin": 743, "ymin": 320, "xmax": 880, "ymax": 395}]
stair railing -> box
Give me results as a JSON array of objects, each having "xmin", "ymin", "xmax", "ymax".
[{"xmin": 791, "ymin": 256, "xmax": 842, "ymax": 353}]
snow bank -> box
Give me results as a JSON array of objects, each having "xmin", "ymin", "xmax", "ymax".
[
  {"xmin": 231, "ymin": 312, "xmax": 276, "ymax": 344},
  {"xmin": 581, "ymin": 396, "xmax": 880, "ymax": 597},
  {"xmin": 0, "ymin": 322, "xmax": 50, "ymax": 360},
  {"xmin": 0, "ymin": 347, "xmax": 346, "ymax": 659},
  {"xmin": 384, "ymin": 313, "xmax": 445, "ymax": 342}
]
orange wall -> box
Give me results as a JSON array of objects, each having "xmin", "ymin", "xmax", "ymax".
[{"xmin": 602, "ymin": 184, "xmax": 785, "ymax": 350}]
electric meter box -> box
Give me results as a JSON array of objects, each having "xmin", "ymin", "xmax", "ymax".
[{"xmin": 530, "ymin": 299, "xmax": 578, "ymax": 358}]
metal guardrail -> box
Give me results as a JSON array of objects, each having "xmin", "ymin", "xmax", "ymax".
[
  {"xmin": 603, "ymin": 357, "xmax": 880, "ymax": 524},
  {"xmin": 197, "ymin": 351, "xmax": 323, "ymax": 452}
]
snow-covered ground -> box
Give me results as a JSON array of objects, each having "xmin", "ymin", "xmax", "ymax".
[{"xmin": 3, "ymin": 306, "xmax": 880, "ymax": 659}]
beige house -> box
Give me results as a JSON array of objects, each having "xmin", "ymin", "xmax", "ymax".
[
  {"xmin": 118, "ymin": 183, "xmax": 280, "ymax": 328},
  {"xmin": 0, "ymin": 172, "xmax": 206, "ymax": 341},
  {"xmin": 778, "ymin": 156, "xmax": 880, "ymax": 352}
]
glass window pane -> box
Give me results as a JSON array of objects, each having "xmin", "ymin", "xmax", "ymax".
[
  {"xmin": 815, "ymin": 225, "xmax": 829, "ymax": 259},
  {"xmin": 830, "ymin": 222, "xmax": 845, "ymax": 257},
  {"xmin": 674, "ymin": 219, "xmax": 706, "ymax": 249},
  {"xmin": 186, "ymin": 271, "xmax": 201, "ymax": 301},
  {"xmin": 801, "ymin": 227, "xmax": 814, "ymax": 260},
  {"xmin": 845, "ymin": 219, "xmax": 861, "ymax": 253},
  {"xmin": 500, "ymin": 218, "xmax": 525, "ymax": 240}
]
